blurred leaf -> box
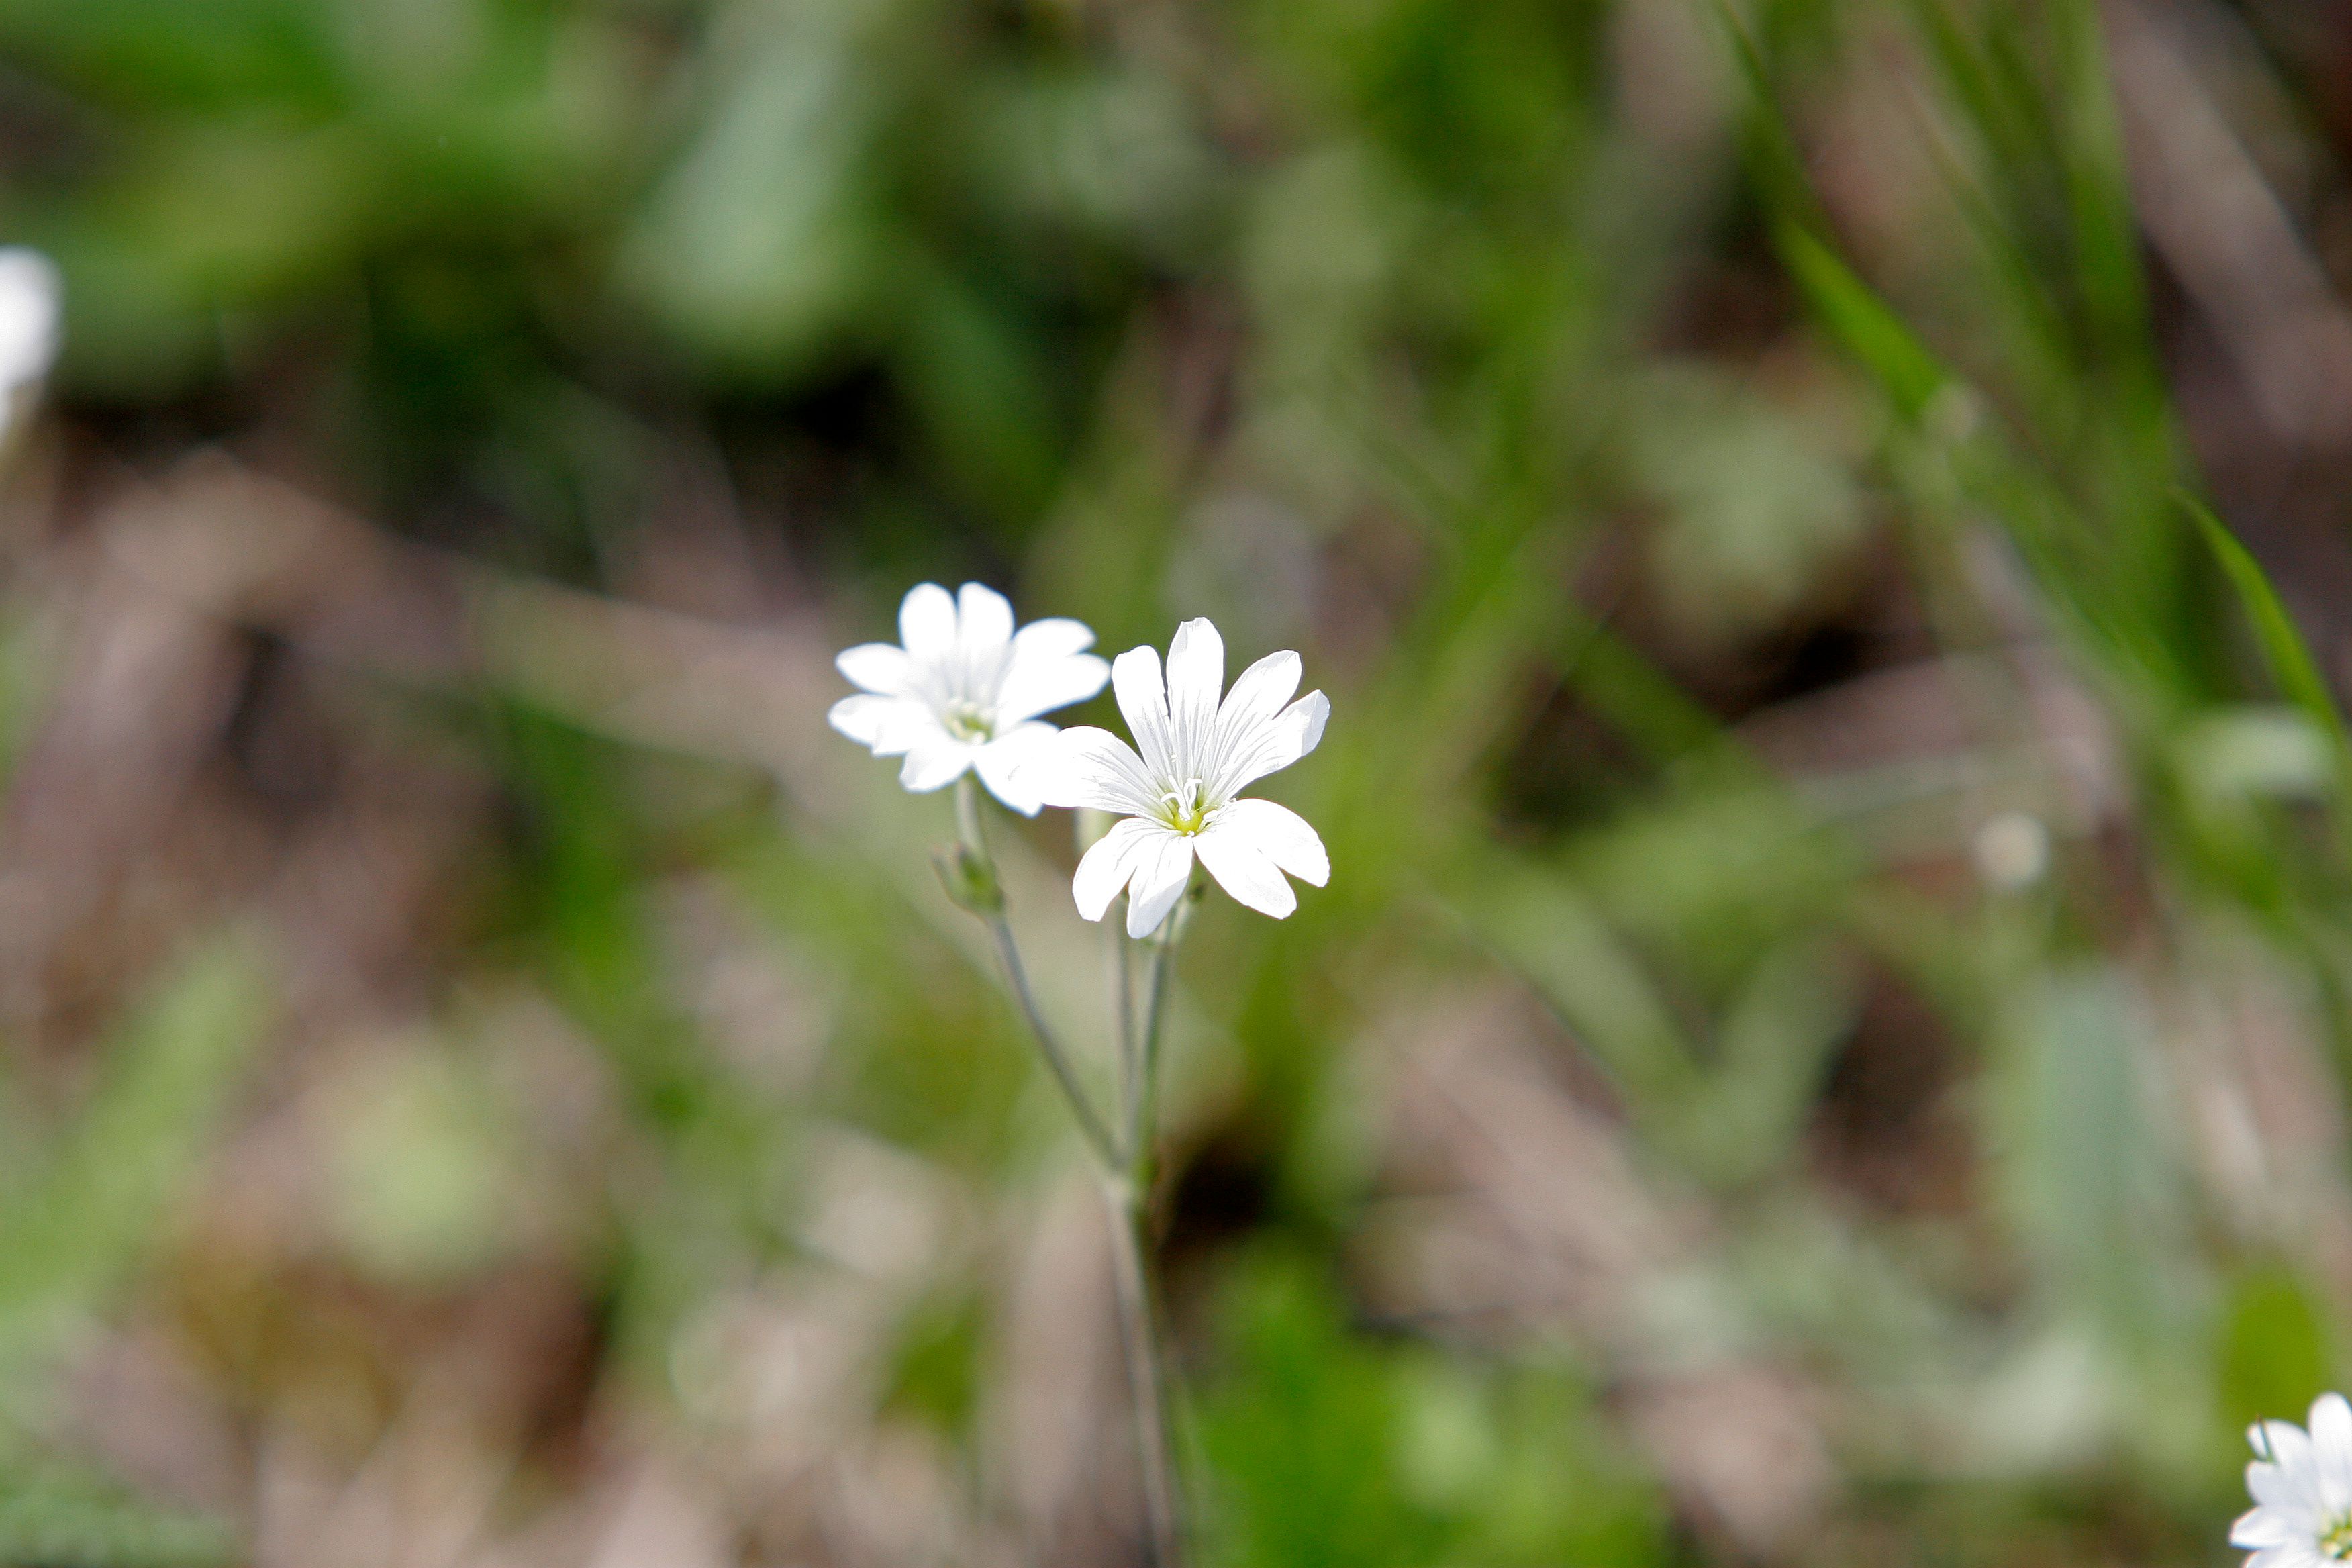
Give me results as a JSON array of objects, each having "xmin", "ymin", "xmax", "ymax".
[
  {"xmin": 1988, "ymin": 969, "xmax": 2196, "ymax": 1345},
  {"xmin": 1628, "ymin": 362, "xmax": 1870, "ymax": 645},
  {"xmin": 1774, "ymin": 221, "xmax": 1952, "ymax": 424},
  {"xmin": 1197, "ymin": 1249, "xmax": 1661, "ymax": 1568},
  {"xmin": 1468, "ymin": 859, "xmax": 1702, "ymax": 1116},
  {"xmin": 617, "ymin": 3, "xmax": 889, "ymax": 377},
  {"xmin": 2188, "ymin": 495, "xmax": 2352, "ymax": 782},
  {"xmin": 0, "ymin": 937, "xmax": 269, "ymax": 1365},
  {"xmin": 327, "ymin": 1045, "xmax": 516, "ymax": 1285},
  {"xmin": 2216, "ymin": 1265, "xmax": 2332, "ymax": 1441},
  {"xmin": 0, "ymin": 1469, "xmax": 234, "ymax": 1568}
]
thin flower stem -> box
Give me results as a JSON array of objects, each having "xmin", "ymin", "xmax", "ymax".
[
  {"xmin": 1130, "ymin": 930, "xmax": 1176, "ymax": 1181},
  {"xmin": 1104, "ymin": 885, "xmax": 1197, "ymax": 1567},
  {"xmin": 985, "ymin": 914, "xmax": 1120, "ymax": 1169},
  {"xmin": 1101, "ymin": 1174, "xmax": 1185, "ymax": 1568},
  {"xmin": 1112, "ymin": 914, "xmax": 1137, "ymax": 1156},
  {"xmin": 954, "ymin": 778, "xmax": 1119, "ymax": 1171},
  {"xmin": 950, "ymin": 780, "xmax": 1189, "ymax": 1565}
]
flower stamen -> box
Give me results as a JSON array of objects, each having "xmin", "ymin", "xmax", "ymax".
[
  {"xmin": 1157, "ymin": 779, "xmax": 1211, "ymax": 835},
  {"xmin": 943, "ymin": 699, "xmax": 993, "ymax": 742}
]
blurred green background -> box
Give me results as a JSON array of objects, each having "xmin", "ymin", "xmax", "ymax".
[{"xmin": 0, "ymin": 0, "xmax": 2349, "ymax": 1562}]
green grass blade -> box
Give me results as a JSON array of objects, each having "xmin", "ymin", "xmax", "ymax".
[
  {"xmin": 2186, "ymin": 493, "xmax": 2352, "ymax": 767},
  {"xmin": 1773, "ymin": 221, "xmax": 1951, "ymax": 422}
]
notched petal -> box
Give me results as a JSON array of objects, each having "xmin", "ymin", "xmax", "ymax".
[
  {"xmin": 1164, "ymin": 618, "xmax": 1226, "ymax": 763},
  {"xmin": 957, "ymin": 582, "xmax": 1015, "ymax": 660},
  {"xmin": 1125, "ymin": 834, "xmax": 1195, "ymax": 938},
  {"xmin": 1073, "ymin": 818, "xmax": 1164, "ymax": 921},
  {"xmin": 1112, "ymin": 644, "xmax": 1173, "ymax": 774},
  {"xmin": 1216, "ymin": 798, "xmax": 1328, "ymax": 886},
  {"xmin": 899, "ymin": 583, "xmax": 958, "ymax": 663},
  {"xmin": 1195, "ymin": 825, "xmax": 1297, "ymax": 919}
]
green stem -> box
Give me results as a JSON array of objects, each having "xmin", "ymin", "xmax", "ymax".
[
  {"xmin": 1130, "ymin": 932, "xmax": 1175, "ymax": 1179},
  {"xmin": 1107, "ymin": 879, "xmax": 1199, "ymax": 1567},
  {"xmin": 1102, "ymin": 1174, "xmax": 1185, "ymax": 1568},
  {"xmin": 1112, "ymin": 913, "xmax": 1137, "ymax": 1156},
  {"xmin": 949, "ymin": 780, "xmax": 1189, "ymax": 1564},
  {"xmin": 954, "ymin": 778, "xmax": 1119, "ymax": 1171}
]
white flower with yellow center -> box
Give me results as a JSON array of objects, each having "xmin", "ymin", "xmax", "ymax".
[
  {"xmin": 2235, "ymin": 1393, "xmax": 2352, "ymax": 1566},
  {"xmin": 1024, "ymin": 618, "xmax": 1329, "ymax": 936},
  {"xmin": 829, "ymin": 581, "xmax": 1110, "ymax": 814}
]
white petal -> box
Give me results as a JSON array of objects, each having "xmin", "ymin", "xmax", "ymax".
[
  {"xmin": 1193, "ymin": 818, "xmax": 1296, "ymax": 918},
  {"xmin": 0, "ymin": 249, "xmax": 59, "ymax": 391},
  {"xmin": 899, "ymin": 583, "xmax": 958, "ymax": 667},
  {"xmin": 2234, "ymin": 1506, "xmax": 2315, "ymax": 1548},
  {"xmin": 957, "ymin": 582, "xmax": 1014, "ymax": 661},
  {"xmin": 2310, "ymin": 1394, "xmax": 2352, "ymax": 1515},
  {"xmin": 1112, "ymin": 644, "xmax": 1175, "ymax": 777},
  {"xmin": 829, "ymin": 693, "xmax": 902, "ymax": 747},
  {"xmin": 1217, "ymin": 650, "xmax": 1300, "ymax": 732},
  {"xmin": 1024, "ymin": 726, "xmax": 1161, "ymax": 816},
  {"xmin": 840, "ymin": 699, "xmax": 942, "ymax": 757},
  {"xmin": 1012, "ymin": 617, "xmax": 1096, "ymax": 661},
  {"xmin": 1214, "ymin": 688, "xmax": 1331, "ymax": 798},
  {"xmin": 837, "ymin": 642, "xmax": 913, "ymax": 695},
  {"xmin": 899, "ymin": 734, "xmax": 975, "ymax": 792},
  {"xmin": 1126, "ymin": 834, "xmax": 1195, "ymax": 938},
  {"xmin": 2252, "ymin": 1461, "xmax": 2304, "ymax": 1509},
  {"xmin": 1072, "ymin": 818, "xmax": 1167, "ymax": 921},
  {"xmin": 1210, "ymin": 797, "xmax": 1328, "ymax": 886},
  {"xmin": 2250, "ymin": 1545, "xmax": 2329, "ymax": 1568},
  {"xmin": 2263, "ymin": 1421, "xmax": 2324, "ymax": 1510},
  {"xmin": 1285, "ymin": 689, "xmax": 1330, "ymax": 756},
  {"xmin": 971, "ymin": 722, "xmax": 1057, "ymax": 815},
  {"xmin": 1164, "ymin": 618, "xmax": 1224, "ymax": 773},
  {"xmin": 995, "ymin": 651, "xmax": 1111, "ymax": 726}
]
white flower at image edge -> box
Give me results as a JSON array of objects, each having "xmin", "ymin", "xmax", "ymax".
[
  {"xmin": 1022, "ymin": 618, "xmax": 1329, "ymax": 937},
  {"xmin": 2235, "ymin": 1392, "xmax": 2352, "ymax": 1565},
  {"xmin": 0, "ymin": 248, "xmax": 58, "ymax": 420},
  {"xmin": 828, "ymin": 581, "xmax": 1111, "ymax": 814}
]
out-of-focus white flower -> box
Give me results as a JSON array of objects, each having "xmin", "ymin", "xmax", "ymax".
[
  {"xmin": 2234, "ymin": 1392, "xmax": 2352, "ymax": 1566},
  {"xmin": 829, "ymin": 581, "xmax": 1110, "ymax": 814},
  {"xmin": 0, "ymin": 248, "xmax": 59, "ymax": 428},
  {"xmin": 1024, "ymin": 618, "xmax": 1328, "ymax": 937}
]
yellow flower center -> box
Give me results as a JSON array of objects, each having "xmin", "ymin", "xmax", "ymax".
[
  {"xmin": 1158, "ymin": 779, "xmax": 1211, "ymax": 835},
  {"xmin": 2326, "ymin": 1517, "xmax": 2352, "ymax": 1560},
  {"xmin": 943, "ymin": 700, "xmax": 992, "ymax": 742}
]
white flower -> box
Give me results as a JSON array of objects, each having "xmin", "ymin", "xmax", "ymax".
[
  {"xmin": 2235, "ymin": 1393, "xmax": 2352, "ymax": 1566},
  {"xmin": 828, "ymin": 581, "xmax": 1110, "ymax": 814},
  {"xmin": 0, "ymin": 248, "xmax": 59, "ymax": 427},
  {"xmin": 1024, "ymin": 618, "xmax": 1329, "ymax": 937}
]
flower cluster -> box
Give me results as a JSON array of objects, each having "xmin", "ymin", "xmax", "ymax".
[{"xmin": 832, "ymin": 587, "xmax": 1328, "ymax": 932}]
